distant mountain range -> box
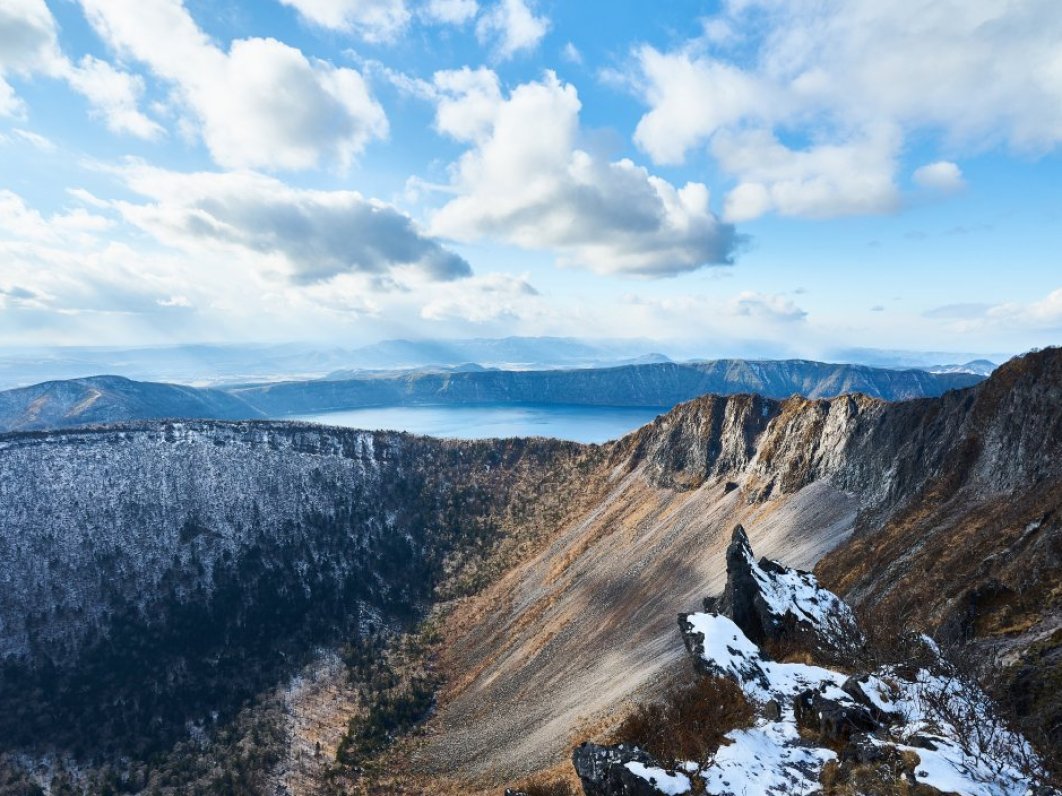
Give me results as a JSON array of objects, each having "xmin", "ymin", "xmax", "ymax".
[
  {"xmin": 0, "ymin": 337, "xmax": 663, "ymax": 389},
  {"xmin": 0, "ymin": 337, "xmax": 1002, "ymax": 389},
  {"xmin": 0, "ymin": 359, "xmax": 985, "ymax": 433}
]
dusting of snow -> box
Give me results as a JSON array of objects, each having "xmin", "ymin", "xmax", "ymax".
[
  {"xmin": 624, "ymin": 761, "xmax": 691, "ymax": 794},
  {"xmin": 684, "ymin": 613, "xmax": 847, "ymax": 705}
]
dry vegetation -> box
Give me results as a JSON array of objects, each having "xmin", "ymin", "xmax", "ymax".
[{"xmin": 608, "ymin": 674, "xmax": 754, "ymax": 770}]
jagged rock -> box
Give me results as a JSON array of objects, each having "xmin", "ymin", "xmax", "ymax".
[
  {"xmin": 699, "ymin": 525, "xmax": 860, "ymax": 655},
  {"xmin": 841, "ymin": 674, "xmax": 903, "ymax": 724},
  {"xmin": 572, "ymin": 743, "xmax": 680, "ymax": 796},
  {"xmin": 794, "ymin": 688, "xmax": 878, "ymax": 744}
]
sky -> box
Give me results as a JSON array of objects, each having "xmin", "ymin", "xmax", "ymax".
[{"xmin": 0, "ymin": 0, "xmax": 1060, "ymax": 359}]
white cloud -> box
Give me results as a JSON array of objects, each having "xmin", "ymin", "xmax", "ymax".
[
  {"xmin": 79, "ymin": 0, "xmax": 387, "ymax": 169},
  {"xmin": 925, "ymin": 289, "xmax": 1062, "ymax": 332},
  {"xmin": 428, "ymin": 69, "xmax": 738, "ymax": 277},
  {"xmin": 0, "ymin": 0, "xmax": 66, "ymax": 116},
  {"xmin": 633, "ymin": 46, "xmax": 776, "ymax": 167},
  {"xmin": 475, "ymin": 0, "xmax": 548, "ymax": 60},
  {"xmin": 9, "ymin": 128, "xmax": 55, "ymax": 151},
  {"xmin": 727, "ymin": 291, "xmax": 807, "ymax": 323},
  {"xmin": 0, "ymin": 0, "xmax": 160, "ymax": 137},
  {"xmin": 715, "ymin": 127, "xmax": 901, "ymax": 221},
  {"xmin": 985, "ymin": 289, "xmax": 1062, "ymax": 329},
  {"xmin": 631, "ymin": 1, "xmax": 1062, "ymax": 219},
  {"xmin": 112, "ymin": 165, "xmax": 471, "ymax": 284},
  {"xmin": 65, "ymin": 55, "xmax": 163, "ymax": 139},
  {"xmin": 422, "ymin": 0, "xmax": 478, "ymax": 25},
  {"xmin": 278, "ymin": 0, "xmax": 410, "ymax": 42},
  {"xmin": 912, "ymin": 161, "xmax": 965, "ymax": 193},
  {"xmin": 420, "ymin": 272, "xmax": 540, "ymax": 322},
  {"xmin": 0, "ymin": 183, "xmax": 485, "ymax": 345},
  {"xmin": 561, "ymin": 42, "xmax": 582, "ymax": 65},
  {"xmin": 0, "ymin": 189, "xmax": 112, "ymax": 242},
  {"xmin": 618, "ymin": 290, "xmax": 810, "ymax": 340}
]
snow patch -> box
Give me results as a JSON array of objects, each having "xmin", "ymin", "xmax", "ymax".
[{"xmin": 624, "ymin": 761, "xmax": 692, "ymax": 794}]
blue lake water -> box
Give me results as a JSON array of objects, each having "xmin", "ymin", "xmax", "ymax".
[{"xmin": 291, "ymin": 404, "xmax": 666, "ymax": 444}]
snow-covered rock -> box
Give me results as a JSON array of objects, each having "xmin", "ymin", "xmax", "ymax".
[{"xmin": 695, "ymin": 524, "xmax": 860, "ymax": 654}]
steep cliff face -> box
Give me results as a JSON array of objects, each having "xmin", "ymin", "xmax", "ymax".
[{"xmin": 622, "ymin": 349, "xmax": 1059, "ymax": 524}]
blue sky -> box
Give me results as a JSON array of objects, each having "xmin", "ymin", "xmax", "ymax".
[{"xmin": 0, "ymin": 0, "xmax": 1059, "ymax": 359}]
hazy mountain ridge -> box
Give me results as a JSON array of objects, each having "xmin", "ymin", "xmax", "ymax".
[
  {"xmin": 234, "ymin": 359, "xmax": 984, "ymax": 414},
  {"xmin": 0, "ymin": 374, "xmax": 265, "ymax": 432},
  {"xmin": 0, "ymin": 359, "xmax": 984, "ymax": 432}
]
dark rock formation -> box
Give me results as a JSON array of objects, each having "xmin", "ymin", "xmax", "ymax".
[
  {"xmin": 697, "ymin": 524, "xmax": 858, "ymax": 654},
  {"xmin": 572, "ymin": 743, "xmax": 667, "ymax": 796},
  {"xmin": 794, "ymin": 688, "xmax": 878, "ymax": 744}
]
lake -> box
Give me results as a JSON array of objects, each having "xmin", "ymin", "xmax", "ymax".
[{"xmin": 290, "ymin": 404, "xmax": 666, "ymax": 444}]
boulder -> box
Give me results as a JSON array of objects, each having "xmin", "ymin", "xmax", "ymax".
[
  {"xmin": 794, "ymin": 689, "xmax": 878, "ymax": 744},
  {"xmin": 572, "ymin": 743, "xmax": 682, "ymax": 796}
]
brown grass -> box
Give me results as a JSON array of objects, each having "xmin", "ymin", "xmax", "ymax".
[{"xmin": 609, "ymin": 675, "xmax": 753, "ymax": 768}]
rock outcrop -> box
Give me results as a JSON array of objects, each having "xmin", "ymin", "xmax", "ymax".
[
  {"xmin": 630, "ymin": 528, "xmax": 1053, "ymax": 796},
  {"xmin": 698, "ymin": 525, "xmax": 859, "ymax": 653},
  {"xmin": 572, "ymin": 743, "xmax": 680, "ymax": 796}
]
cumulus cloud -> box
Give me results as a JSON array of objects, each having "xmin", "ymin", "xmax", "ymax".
[
  {"xmin": 278, "ymin": 0, "xmax": 410, "ymax": 42},
  {"xmin": 423, "ymin": 0, "xmax": 478, "ymax": 25},
  {"xmin": 79, "ymin": 0, "xmax": 387, "ymax": 169},
  {"xmin": 112, "ymin": 166, "xmax": 471, "ymax": 284},
  {"xmin": 716, "ymin": 127, "xmax": 901, "ymax": 221},
  {"xmin": 428, "ymin": 69, "xmax": 738, "ymax": 277},
  {"xmin": 475, "ymin": 0, "xmax": 548, "ymax": 60},
  {"xmin": 630, "ymin": 0, "xmax": 1062, "ymax": 219},
  {"xmin": 913, "ymin": 161, "xmax": 966, "ymax": 193},
  {"xmin": 0, "ymin": 0, "xmax": 158, "ymax": 136},
  {"xmin": 65, "ymin": 55, "xmax": 164, "ymax": 139}
]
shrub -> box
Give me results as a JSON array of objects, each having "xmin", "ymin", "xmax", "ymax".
[{"xmin": 610, "ymin": 675, "xmax": 753, "ymax": 767}]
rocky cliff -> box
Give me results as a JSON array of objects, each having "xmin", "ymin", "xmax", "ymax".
[{"xmin": 568, "ymin": 528, "xmax": 1051, "ymax": 796}]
